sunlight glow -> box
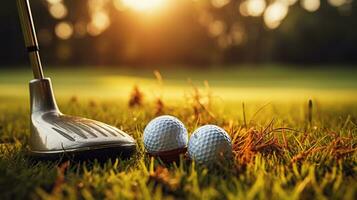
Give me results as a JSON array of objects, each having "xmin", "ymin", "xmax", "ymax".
[{"xmin": 121, "ymin": 0, "xmax": 166, "ymax": 12}]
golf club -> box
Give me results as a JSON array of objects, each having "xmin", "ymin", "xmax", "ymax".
[{"xmin": 16, "ymin": 0, "xmax": 136, "ymax": 160}]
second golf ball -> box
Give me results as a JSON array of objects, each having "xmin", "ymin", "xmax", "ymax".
[
  {"xmin": 143, "ymin": 115, "xmax": 188, "ymax": 153},
  {"xmin": 188, "ymin": 125, "xmax": 232, "ymax": 165}
]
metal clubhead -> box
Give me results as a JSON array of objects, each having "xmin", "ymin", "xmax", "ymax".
[
  {"xmin": 29, "ymin": 78, "xmax": 136, "ymax": 160},
  {"xmin": 16, "ymin": 0, "xmax": 136, "ymax": 160}
]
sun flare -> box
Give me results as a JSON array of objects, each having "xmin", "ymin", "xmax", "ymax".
[{"xmin": 121, "ymin": 0, "xmax": 166, "ymax": 12}]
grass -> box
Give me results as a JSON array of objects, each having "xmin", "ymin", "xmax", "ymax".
[{"xmin": 0, "ymin": 66, "xmax": 356, "ymax": 200}]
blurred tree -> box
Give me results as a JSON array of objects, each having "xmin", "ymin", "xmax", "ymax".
[{"xmin": 0, "ymin": 0, "xmax": 356, "ymax": 67}]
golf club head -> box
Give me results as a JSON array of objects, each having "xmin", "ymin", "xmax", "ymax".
[{"xmin": 29, "ymin": 78, "xmax": 136, "ymax": 160}]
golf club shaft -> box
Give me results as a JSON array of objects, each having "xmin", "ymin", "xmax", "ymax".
[{"xmin": 17, "ymin": 0, "xmax": 44, "ymax": 79}]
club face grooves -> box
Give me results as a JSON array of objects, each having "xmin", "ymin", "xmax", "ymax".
[
  {"xmin": 52, "ymin": 127, "xmax": 75, "ymax": 141},
  {"xmin": 29, "ymin": 78, "xmax": 136, "ymax": 159},
  {"xmin": 54, "ymin": 120, "xmax": 88, "ymax": 139},
  {"xmin": 32, "ymin": 112, "xmax": 137, "ymax": 158},
  {"xmin": 46, "ymin": 115, "xmax": 127, "ymax": 141},
  {"xmin": 87, "ymin": 123, "xmax": 109, "ymax": 137}
]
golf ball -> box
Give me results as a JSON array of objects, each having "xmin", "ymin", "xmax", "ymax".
[
  {"xmin": 143, "ymin": 115, "xmax": 188, "ymax": 153},
  {"xmin": 188, "ymin": 125, "xmax": 232, "ymax": 165}
]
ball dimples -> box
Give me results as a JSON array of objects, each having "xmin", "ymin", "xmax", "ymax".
[
  {"xmin": 188, "ymin": 125, "xmax": 232, "ymax": 164},
  {"xmin": 143, "ymin": 115, "xmax": 188, "ymax": 153}
]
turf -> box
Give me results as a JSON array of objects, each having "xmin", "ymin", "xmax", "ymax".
[{"xmin": 0, "ymin": 67, "xmax": 356, "ymax": 200}]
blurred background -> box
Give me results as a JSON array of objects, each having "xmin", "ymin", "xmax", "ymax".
[
  {"xmin": 0, "ymin": 0, "xmax": 357, "ymax": 107},
  {"xmin": 1, "ymin": 0, "xmax": 357, "ymax": 67}
]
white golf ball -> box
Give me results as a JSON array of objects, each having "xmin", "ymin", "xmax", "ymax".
[
  {"xmin": 143, "ymin": 115, "xmax": 188, "ymax": 153},
  {"xmin": 188, "ymin": 125, "xmax": 232, "ymax": 165}
]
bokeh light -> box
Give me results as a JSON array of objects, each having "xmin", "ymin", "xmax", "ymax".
[
  {"xmin": 49, "ymin": 2, "xmax": 68, "ymax": 19},
  {"xmin": 86, "ymin": 0, "xmax": 111, "ymax": 36},
  {"xmin": 301, "ymin": 0, "xmax": 320, "ymax": 12},
  {"xmin": 286, "ymin": 0, "xmax": 299, "ymax": 5},
  {"xmin": 264, "ymin": 1, "xmax": 289, "ymax": 29},
  {"xmin": 209, "ymin": 20, "xmax": 226, "ymax": 37},
  {"xmin": 38, "ymin": 0, "xmax": 356, "ymax": 61},
  {"xmin": 328, "ymin": 0, "xmax": 348, "ymax": 7},
  {"xmin": 46, "ymin": 0, "xmax": 62, "ymax": 4},
  {"xmin": 55, "ymin": 21, "xmax": 73, "ymax": 40},
  {"xmin": 121, "ymin": 0, "xmax": 166, "ymax": 12},
  {"xmin": 211, "ymin": 0, "xmax": 231, "ymax": 8},
  {"xmin": 239, "ymin": 1, "xmax": 250, "ymax": 16},
  {"xmin": 88, "ymin": 0, "xmax": 108, "ymax": 12},
  {"xmin": 246, "ymin": 0, "xmax": 266, "ymax": 17},
  {"xmin": 87, "ymin": 11, "xmax": 111, "ymax": 36}
]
